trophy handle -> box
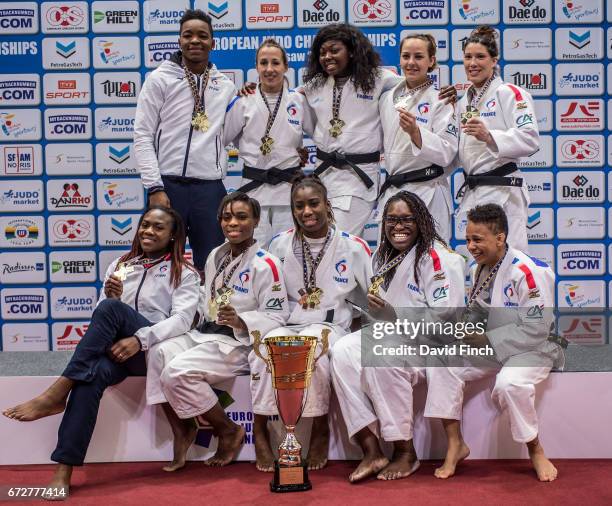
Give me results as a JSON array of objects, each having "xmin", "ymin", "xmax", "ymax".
[
  {"xmin": 250, "ymin": 330, "xmax": 270, "ymax": 373},
  {"xmin": 314, "ymin": 328, "xmax": 330, "ymax": 365}
]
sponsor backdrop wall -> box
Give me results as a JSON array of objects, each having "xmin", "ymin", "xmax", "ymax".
[{"xmin": 0, "ymin": 0, "xmax": 611, "ymax": 352}]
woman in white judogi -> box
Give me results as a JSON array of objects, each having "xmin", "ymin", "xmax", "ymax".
[
  {"xmin": 378, "ymin": 34, "xmax": 458, "ymax": 242},
  {"xmin": 425, "ymin": 204, "xmax": 563, "ymax": 482},
  {"xmin": 224, "ymin": 39, "xmax": 311, "ymax": 246},
  {"xmin": 249, "ymin": 174, "xmax": 372, "ymax": 472},
  {"xmin": 331, "ymin": 191, "xmax": 465, "ymax": 483},
  {"xmin": 148, "ymin": 192, "xmax": 289, "ymax": 471},
  {"xmin": 455, "ymin": 26, "xmax": 539, "ymax": 250}
]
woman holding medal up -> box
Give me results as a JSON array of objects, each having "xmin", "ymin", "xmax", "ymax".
[
  {"xmin": 3, "ymin": 207, "xmax": 199, "ymax": 493},
  {"xmin": 223, "ymin": 39, "xmax": 310, "ymax": 246},
  {"xmin": 455, "ymin": 26, "xmax": 539, "ymax": 250},
  {"xmin": 302, "ymin": 24, "xmax": 457, "ymax": 237},
  {"xmin": 377, "ymin": 34, "xmax": 458, "ymax": 242},
  {"xmin": 156, "ymin": 192, "xmax": 289, "ymax": 470},
  {"xmin": 249, "ymin": 174, "xmax": 372, "ymax": 472},
  {"xmin": 330, "ymin": 191, "xmax": 465, "ymax": 483}
]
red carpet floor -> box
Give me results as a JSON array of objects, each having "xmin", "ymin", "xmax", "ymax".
[{"xmin": 1, "ymin": 460, "xmax": 611, "ymax": 505}]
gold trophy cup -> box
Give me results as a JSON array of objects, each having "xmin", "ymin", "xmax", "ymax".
[{"xmin": 252, "ymin": 329, "xmax": 330, "ymax": 493}]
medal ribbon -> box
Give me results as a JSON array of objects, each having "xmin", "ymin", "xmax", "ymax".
[
  {"xmin": 301, "ymin": 227, "xmax": 333, "ymax": 292},
  {"xmin": 259, "ymin": 84, "xmax": 283, "ymax": 149},
  {"xmin": 467, "ymin": 73, "xmax": 496, "ymax": 111},
  {"xmin": 209, "ymin": 250, "xmax": 245, "ymax": 302},
  {"xmin": 467, "ymin": 246, "xmax": 507, "ymax": 309},
  {"xmin": 374, "ymin": 249, "xmax": 410, "ymax": 284},
  {"xmin": 182, "ymin": 60, "xmax": 210, "ymax": 125},
  {"xmin": 394, "ymin": 78, "xmax": 433, "ymax": 105}
]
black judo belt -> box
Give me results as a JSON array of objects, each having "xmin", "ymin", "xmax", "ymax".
[
  {"xmin": 237, "ymin": 165, "xmax": 303, "ymax": 193},
  {"xmin": 314, "ymin": 148, "xmax": 378, "ymax": 189},
  {"xmin": 456, "ymin": 162, "xmax": 522, "ymax": 200},
  {"xmin": 377, "ymin": 164, "xmax": 444, "ymax": 199}
]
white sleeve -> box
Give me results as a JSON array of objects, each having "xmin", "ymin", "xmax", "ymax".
[
  {"xmin": 238, "ymin": 255, "xmax": 290, "ymax": 342},
  {"xmin": 489, "ymin": 86, "xmax": 539, "ymax": 159},
  {"xmin": 134, "ymin": 267, "xmax": 200, "ymax": 348},
  {"xmin": 222, "ymin": 95, "xmax": 245, "ymax": 147},
  {"xmin": 134, "ymin": 74, "xmax": 165, "ymax": 189},
  {"xmin": 412, "ymin": 102, "xmax": 459, "ymax": 168},
  {"xmin": 379, "ymin": 68, "xmax": 403, "ymax": 93}
]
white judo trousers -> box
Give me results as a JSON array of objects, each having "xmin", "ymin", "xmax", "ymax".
[
  {"xmin": 249, "ymin": 323, "xmax": 344, "ymax": 418},
  {"xmin": 331, "ymin": 330, "xmax": 424, "ymax": 442},
  {"xmin": 146, "ymin": 334, "xmax": 195, "ymax": 406},
  {"xmin": 425, "ymin": 357, "xmax": 552, "ymax": 443},
  {"xmin": 160, "ymin": 333, "xmax": 250, "ymax": 419}
]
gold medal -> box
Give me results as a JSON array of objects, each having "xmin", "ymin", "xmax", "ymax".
[
  {"xmin": 299, "ymin": 287, "xmax": 323, "ymax": 309},
  {"xmin": 259, "ymin": 135, "xmax": 274, "ymax": 155},
  {"xmin": 461, "ymin": 106, "xmax": 480, "ymax": 125},
  {"xmin": 368, "ymin": 276, "xmax": 384, "ymax": 297},
  {"xmin": 192, "ymin": 112, "xmax": 210, "ymax": 132},
  {"xmin": 215, "ymin": 285, "xmax": 234, "ymax": 308},
  {"xmin": 113, "ymin": 262, "xmax": 134, "ymax": 281},
  {"xmin": 329, "ymin": 118, "xmax": 345, "ymax": 137}
]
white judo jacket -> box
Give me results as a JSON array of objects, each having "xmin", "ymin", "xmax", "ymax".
[
  {"xmin": 470, "ymin": 247, "xmax": 562, "ymax": 365},
  {"xmin": 134, "ymin": 51, "xmax": 237, "ymax": 189},
  {"xmin": 199, "ymin": 241, "xmax": 289, "ymax": 347},
  {"xmin": 304, "ymin": 69, "xmax": 400, "ymax": 202},
  {"xmin": 268, "ymin": 228, "xmax": 373, "ymax": 332},
  {"xmin": 457, "ymin": 77, "xmax": 539, "ymax": 211},
  {"xmin": 99, "ymin": 256, "xmax": 200, "ymax": 350},
  {"xmin": 223, "ymin": 87, "xmax": 312, "ymax": 207},
  {"xmin": 378, "ymin": 82, "xmax": 458, "ymax": 214}
]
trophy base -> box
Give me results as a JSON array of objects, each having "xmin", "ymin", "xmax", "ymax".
[{"xmin": 270, "ymin": 461, "xmax": 311, "ymax": 493}]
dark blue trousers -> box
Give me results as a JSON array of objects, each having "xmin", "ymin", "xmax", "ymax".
[
  {"xmin": 160, "ymin": 176, "xmax": 226, "ymax": 270},
  {"xmin": 51, "ymin": 298, "xmax": 149, "ymax": 466}
]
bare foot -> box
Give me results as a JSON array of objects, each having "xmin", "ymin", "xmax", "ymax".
[
  {"xmin": 434, "ymin": 440, "xmax": 470, "ymax": 479},
  {"xmin": 3, "ymin": 393, "xmax": 66, "ymax": 422},
  {"xmin": 377, "ymin": 456, "xmax": 420, "ymax": 481},
  {"xmin": 204, "ymin": 424, "xmax": 245, "ymax": 467},
  {"xmin": 3, "ymin": 378, "xmax": 72, "ymax": 422},
  {"xmin": 307, "ymin": 416, "xmax": 329, "ymax": 471},
  {"xmin": 254, "ymin": 427, "xmax": 275, "ymax": 473},
  {"xmin": 528, "ymin": 442, "xmax": 558, "ymax": 482},
  {"xmin": 43, "ymin": 464, "xmax": 71, "ymax": 501},
  {"xmin": 163, "ymin": 421, "xmax": 197, "ymax": 472},
  {"xmin": 349, "ymin": 456, "xmax": 389, "ymax": 483}
]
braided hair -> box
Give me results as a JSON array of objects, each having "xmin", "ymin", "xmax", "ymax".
[
  {"xmin": 376, "ymin": 191, "xmax": 447, "ymax": 286},
  {"xmin": 289, "ymin": 174, "xmax": 334, "ymax": 238},
  {"xmin": 303, "ymin": 23, "xmax": 381, "ymax": 94}
]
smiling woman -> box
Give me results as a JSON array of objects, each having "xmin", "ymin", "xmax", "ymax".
[
  {"xmin": 148, "ymin": 192, "xmax": 290, "ymax": 471},
  {"xmin": 2, "ymin": 206, "xmax": 200, "ymax": 493},
  {"xmin": 249, "ymin": 174, "xmax": 373, "ymax": 473},
  {"xmin": 330, "ymin": 191, "xmax": 466, "ymax": 484},
  {"xmin": 455, "ymin": 25, "xmax": 540, "ymax": 251},
  {"xmin": 223, "ymin": 39, "xmax": 307, "ymax": 246}
]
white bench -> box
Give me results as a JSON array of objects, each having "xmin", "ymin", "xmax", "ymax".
[{"xmin": 1, "ymin": 372, "xmax": 611, "ymax": 465}]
